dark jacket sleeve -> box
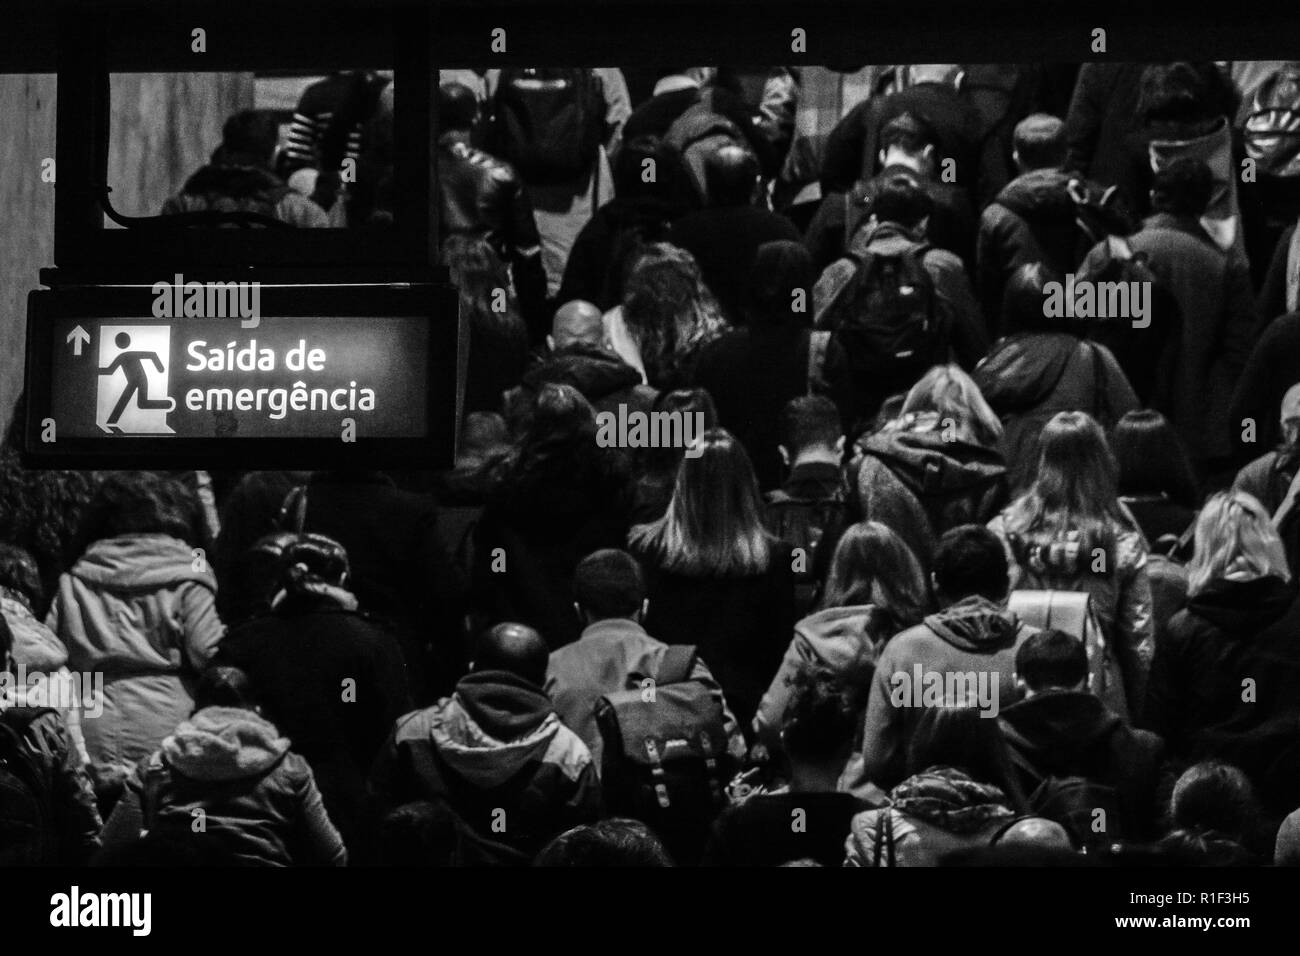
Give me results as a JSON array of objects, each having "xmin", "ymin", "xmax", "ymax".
[
  {"xmin": 97, "ymin": 763, "xmax": 147, "ymax": 860},
  {"xmin": 927, "ymin": 249, "xmax": 990, "ymax": 365},
  {"xmin": 28, "ymin": 712, "xmax": 103, "ymax": 864},
  {"xmin": 1141, "ymin": 621, "xmax": 1186, "ymax": 755},
  {"xmin": 1064, "ymin": 64, "xmax": 1108, "ymax": 178},
  {"xmin": 291, "ymin": 761, "xmax": 348, "ymax": 866},
  {"xmin": 821, "ymin": 100, "xmax": 874, "ymax": 195},
  {"xmin": 1228, "ymin": 317, "xmax": 1289, "ymax": 459},
  {"xmin": 504, "ymin": 177, "xmax": 550, "ymax": 343},
  {"xmin": 804, "ymin": 192, "xmax": 849, "ymax": 272},
  {"xmin": 1257, "ymin": 223, "xmax": 1294, "ymax": 332}
]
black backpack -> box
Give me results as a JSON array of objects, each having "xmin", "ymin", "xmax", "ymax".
[
  {"xmin": 594, "ymin": 645, "xmax": 735, "ymax": 863},
  {"xmin": 0, "ymin": 707, "xmax": 56, "ymax": 866},
  {"xmin": 1026, "ymin": 775, "xmax": 1126, "ymax": 853},
  {"xmin": 763, "ymin": 485, "xmax": 848, "ymax": 614},
  {"xmin": 996, "ymin": 176, "xmax": 1135, "ymax": 274},
  {"xmin": 492, "ymin": 68, "xmax": 605, "ymax": 186}
]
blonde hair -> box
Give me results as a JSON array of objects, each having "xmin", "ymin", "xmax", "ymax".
[
  {"xmin": 900, "ymin": 364, "xmax": 1004, "ymax": 447},
  {"xmin": 1187, "ymin": 490, "xmax": 1291, "ymax": 597}
]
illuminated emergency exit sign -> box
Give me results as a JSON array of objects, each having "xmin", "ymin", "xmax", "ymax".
[{"xmin": 24, "ymin": 283, "xmax": 460, "ymax": 468}]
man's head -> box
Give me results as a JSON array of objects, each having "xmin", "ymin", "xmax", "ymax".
[
  {"xmin": 1012, "ymin": 114, "xmax": 1067, "ymax": 174},
  {"xmin": 472, "ymin": 622, "xmax": 549, "ymax": 686},
  {"xmin": 220, "ymin": 110, "xmax": 280, "ymax": 169},
  {"xmin": 535, "ymin": 819, "xmax": 674, "ymax": 866},
  {"xmin": 778, "ymin": 395, "xmax": 844, "ymax": 469},
  {"xmin": 1150, "ymin": 157, "xmax": 1214, "ymax": 217},
  {"xmin": 573, "ymin": 549, "xmax": 647, "ymax": 625},
  {"xmin": 548, "ymin": 300, "xmax": 606, "ymax": 353},
  {"xmin": 1014, "ymin": 628, "xmax": 1088, "ymax": 697},
  {"xmin": 932, "ymin": 524, "xmax": 1010, "ymax": 604},
  {"xmin": 194, "ymin": 665, "xmax": 258, "ymax": 713},
  {"xmin": 704, "ymin": 145, "xmax": 760, "ymax": 208},
  {"xmin": 1281, "ymin": 383, "xmax": 1300, "ymax": 448},
  {"xmin": 780, "ymin": 665, "xmax": 869, "ymax": 776},
  {"xmin": 1170, "ymin": 761, "xmax": 1258, "ymax": 843},
  {"xmin": 437, "ymin": 82, "xmax": 480, "ymax": 133},
  {"xmin": 870, "ymin": 174, "xmax": 935, "ymax": 236},
  {"xmin": 0, "ymin": 543, "xmax": 43, "ymax": 612},
  {"xmin": 906, "ymin": 64, "xmax": 963, "ymax": 87},
  {"xmin": 877, "ymin": 112, "xmax": 938, "ymax": 176}
]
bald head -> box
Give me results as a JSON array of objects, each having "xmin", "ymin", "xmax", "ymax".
[
  {"xmin": 994, "ymin": 817, "xmax": 1074, "ymax": 851},
  {"xmin": 908, "ymin": 64, "xmax": 962, "ymax": 86},
  {"xmin": 473, "ymin": 622, "xmax": 549, "ymax": 686},
  {"xmin": 705, "ymin": 145, "xmax": 760, "ymax": 207},
  {"xmin": 549, "ymin": 300, "xmax": 606, "ymax": 352}
]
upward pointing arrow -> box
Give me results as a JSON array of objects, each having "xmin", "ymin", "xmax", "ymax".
[{"xmin": 67, "ymin": 326, "xmax": 91, "ymax": 356}]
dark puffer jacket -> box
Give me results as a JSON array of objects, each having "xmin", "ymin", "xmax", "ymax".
[
  {"xmin": 100, "ymin": 706, "xmax": 347, "ymax": 866},
  {"xmin": 521, "ymin": 344, "xmax": 657, "ymax": 418},
  {"xmin": 162, "ymin": 161, "xmax": 328, "ymax": 228}
]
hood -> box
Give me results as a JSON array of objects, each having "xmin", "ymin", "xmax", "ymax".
[
  {"xmin": 161, "ymin": 706, "xmax": 291, "ymax": 782},
  {"xmin": 794, "ymin": 605, "xmax": 883, "ymax": 666},
  {"xmin": 70, "ymin": 534, "xmax": 217, "ymax": 592},
  {"xmin": 522, "ymin": 344, "xmax": 640, "ymax": 401},
  {"xmin": 182, "ymin": 163, "xmax": 286, "ymax": 200},
  {"xmin": 430, "ymin": 670, "xmax": 562, "ymax": 788},
  {"xmin": 996, "ymin": 168, "xmax": 1079, "ymax": 215},
  {"xmin": 860, "ymin": 425, "xmax": 1006, "ymax": 496},
  {"xmin": 1186, "ymin": 575, "xmax": 1295, "ymax": 636},
  {"xmin": 890, "ymin": 765, "xmax": 1014, "ymax": 834},
  {"xmin": 1000, "ymin": 691, "xmax": 1120, "ymax": 771},
  {"xmin": 2, "ymin": 596, "xmax": 68, "ymax": 671},
  {"xmin": 856, "ymin": 221, "xmax": 926, "ymax": 258},
  {"xmin": 924, "ymin": 595, "xmax": 1019, "ymax": 653},
  {"xmin": 975, "ymin": 333, "xmax": 1079, "ymax": 413}
]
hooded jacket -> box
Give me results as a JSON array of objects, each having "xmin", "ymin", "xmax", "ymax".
[
  {"xmin": 101, "ymin": 707, "xmax": 346, "ymax": 866},
  {"xmin": 974, "ymin": 332, "xmax": 1139, "ymax": 492},
  {"xmin": 1144, "ymin": 574, "xmax": 1296, "ymax": 758},
  {"xmin": 999, "ymin": 690, "xmax": 1166, "ymax": 838},
  {"xmin": 854, "ymin": 420, "xmax": 1009, "ymax": 569},
  {"xmin": 162, "ymin": 162, "xmax": 328, "ymax": 229},
  {"xmin": 845, "ymin": 596, "xmax": 1032, "ymax": 792},
  {"xmin": 521, "ymin": 343, "xmax": 658, "ymax": 418},
  {"xmin": 753, "ymin": 604, "xmax": 885, "ymax": 753},
  {"xmin": 370, "ymin": 670, "xmax": 601, "ymax": 860},
  {"xmin": 46, "ymin": 534, "xmax": 224, "ymax": 795}
]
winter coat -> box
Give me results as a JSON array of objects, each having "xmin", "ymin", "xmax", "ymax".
[
  {"xmin": 521, "ymin": 343, "xmax": 658, "ymax": 419},
  {"xmin": 1235, "ymin": 449, "xmax": 1300, "ymax": 575},
  {"xmin": 213, "ymin": 597, "xmax": 412, "ymax": 862},
  {"xmin": 974, "ymin": 332, "xmax": 1140, "ymax": 493},
  {"xmin": 846, "ymin": 596, "xmax": 1033, "ymax": 791},
  {"xmin": 853, "ymin": 419, "xmax": 1009, "ymax": 569},
  {"xmin": 1144, "ymin": 575, "xmax": 1296, "ymax": 759},
  {"xmin": 752, "ymin": 604, "xmax": 887, "ymax": 754},
  {"xmin": 46, "ymin": 534, "xmax": 223, "ymax": 795},
  {"xmin": 100, "ymin": 707, "xmax": 346, "ymax": 866},
  {"xmin": 369, "ymin": 669, "xmax": 601, "ymax": 860},
  {"xmin": 844, "ymin": 766, "xmax": 1018, "ymax": 866},
  {"xmin": 162, "ymin": 163, "xmax": 328, "ymax": 228},
  {"xmin": 545, "ymin": 617, "xmax": 743, "ymax": 771},
  {"xmin": 999, "ymin": 690, "xmax": 1166, "ymax": 839},
  {"xmin": 989, "ymin": 512, "xmax": 1155, "ymax": 718},
  {"xmin": 1230, "ymin": 312, "xmax": 1300, "ymax": 459}
]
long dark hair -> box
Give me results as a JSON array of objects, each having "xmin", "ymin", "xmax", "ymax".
[
  {"xmin": 818, "ymin": 520, "xmax": 932, "ymax": 629},
  {"xmin": 906, "ymin": 707, "xmax": 1029, "ymax": 812},
  {"xmin": 1112, "ymin": 409, "xmax": 1200, "ymax": 509},
  {"xmin": 71, "ymin": 471, "xmax": 208, "ymax": 557}
]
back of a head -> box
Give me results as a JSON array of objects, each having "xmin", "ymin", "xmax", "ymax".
[
  {"xmin": 1031, "ymin": 410, "xmax": 1118, "ymax": 506},
  {"xmin": 1112, "ymin": 408, "xmax": 1199, "ymax": 505},
  {"xmin": 933, "ymin": 524, "xmax": 1010, "ymax": 603},
  {"xmin": 906, "ymin": 706, "xmax": 1019, "ymax": 803},
  {"xmin": 780, "ymin": 394, "xmax": 842, "ymax": 456},
  {"xmin": 437, "ymin": 81, "xmax": 480, "ymax": 132},
  {"xmin": 871, "ymin": 174, "xmax": 934, "ymax": 230},
  {"xmin": 900, "ymin": 363, "xmax": 1003, "ymax": 446},
  {"xmin": 644, "ymin": 387, "xmax": 719, "ymax": 473},
  {"xmin": 573, "ymin": 548, "xmax": 645, "ymax": 621},
  {"xmin": 458, "ymin": 411, "xmax": 510, "ymax": 467},
  {"xmin": 535, "ymin": 818, "xmax": 674, "ymax": 866},
  {"xmin": 1187, "ymin": 489, "xmax": 1290, "ymax": 597},
  {"xmin": 221, "ymin": 110, "xmax": 278, "ymax": 167},
  {"xmin": 522, "ymin": 382, "xmax": 598, "ymax": 452},
  {"xmin": 474, "ymin": 622, "xmax": 549, "ymax": 686},
  {"xmin": 0, "ymin": 542, "xmax": 43, "ymax": 610},
  {"xmin": 1138, "ymin": 62, "xmax": 1214, "ymax": 128},
  {"xmin": 1170, "ymin": 762, "xmax": 1258, "ymax": 842},
  {"xmin": 879, "ymin": 111, "xmax": 938, "ymax": 159},
  {"xmin": 550, "ymin": 300, "xmax": 606, "ymax": 350},
  {"xmin": 1150, "ymin": 156, "xmax": 1214, "ymax": 217},
  {"xmin": 704, "ymin": 145, "xmax": 759, "ymax": 208},
  {"xmin": 194, "ymin": 665, "xmax": 257, "ymax": 712},
  {"xmin": 1003, "ymin": 262, "xmax": 1066, "ymax": 335},
  {"xmin": 748, "ymin": 240, "xmax": 815, "ymax": 324},
  {"xmin": 278, "ymin": 532, "xmax": 350, "ymax": 595},
  {"xmin": 80, "ymin": 471, "xmax": 204, "ymax": 549},
  {"xmin": 380, "ymin": 801, "xmax": 459, "ymax": 866},
  {"xmin": 1015, "ymin": 628, "xmax": 1088, "ymax": 693},
  {"xmin": 781, "ymin": 665, "xmax": 871, "ymax": 764},
  {"xmin": 1012, "ymin": 114, "xmax": 1067, "ymax": 171},
  {"xmin": 993, "ymin": 816, "xmax": 1075, "ymax": 852}
]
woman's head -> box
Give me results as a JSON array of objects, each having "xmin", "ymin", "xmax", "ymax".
[
  {"xmin": 194, "ymin": 665, "xmax": 258, "ymax": 712},
  {"xmin": 0, "ymin": 543, "xmax": 43, "ymax": 610},
  {"xmin": 1011, "ymin": 411, "xmax": 1124, "ymax": 542},
  {"xmin": 1186, "ymin": 490, "xmax": 1290, "ymax": 596},
  {"xmin": 621, "ymin": 243, "xmax": 728, "ymax": 386},
  {"xmin": 780, "ymin": 664, "xmax": 872, "ymax": 768},
  {"xmin": 1169, "ymin": 761, "xmax": 1258, "ymax": 844},
  {"xmin": 75, "ymin": 471, "xmax": 206, "ymax": 551},
  {"xmin": 819, "ymin": 521, "xmax": 931, "ymax": 627},
  {"xmin": 643, "ymin": 388, "xmax": 718, "ymax": 475},
  {"xmin": 276, "ymin": 533, "xmax": 351, "ymax": 599},
  {"xmin": 900, "ymin": 364, "xmax": 1003, "ymax": 447},
  {"xmin": 1112, "ymin": 409, "xmax": 1200, "ymax": 508},
  {"xmin": 443, "ymin": 234, "xmax": 527, "ymax": 340},
  {"xmin": 905, "ymin": 706, "xmax": 1027, "ymax": 810},
  {"xmin": 747, "ymin": 240, "xmax": 815, "ymax": 326},
  {"xmin": 631, "ymin": 428, "xmax": 771, "ymax": 576}
]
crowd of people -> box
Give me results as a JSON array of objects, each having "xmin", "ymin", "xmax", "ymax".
[{"xmin": 7, "ymin": 61, "xmax": 1300, "ymax": 866}]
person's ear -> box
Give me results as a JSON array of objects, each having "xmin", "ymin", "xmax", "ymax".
[
  {"xmin": 835, "ymin": 435, "xmax": 846, "ymax": 458},
  {"xmin": 878, "ymin": 148, "xmax": 887, "ymax": 169},
  {"xmin": 546, "ymin": 334, "xmax": 556, "ymax": 353},
  {"xmin": 1014, "ymin": 673, "xmax": 1027, "ymax": 695},
  {"xmin": 777, "ymin": 444, "xmax": 791, "ymax": 467},
  {"xmin": 1011, "ymin": 147, "xmax": 1021, "ymax": 169},
  {"xmin": 637, "ymin": 598, "xmax": 649, "ymax": 624},
  {"xmin": 917, "ymin": 215, "xmax": 931, "ymax": 237},
  {"xmin": 930, "ymin": 572, "xmax": 941, "ymax": 595}
]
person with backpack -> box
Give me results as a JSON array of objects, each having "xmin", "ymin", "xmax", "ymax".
[
  {"xmin": 693, "ymin": 242, "xmax": 852, "ymax": 490},
  {"xmin": 977, "ymin": 114, "xmax": 1134, "ymax": 333},
  {"xmin": 999, "ymin": 628, "xmax": 1166, "ymax": 844},
  {"xmin": 973, "ymin": 263, "xmax": 1141, "ymax": 493},
  {"xmin": 813, "ymin": 177, "xmax": 988, "ymax": 432},
  {"xmin": 989, "ymin": 411, "xmax": 1155, "ymax": 720},
  {"xmin": 845, "ymin": 706, "xmax": 1030, "ymax": 866},
  {"xmin": 438, "ymin": 83, "xmax": 549, "ymax": 343},
  {"xmin": 667, "ymin": 145, "xmax": 802, "ymax": 324},
  {"xmin": 1082, "ymin": 158, "xmax": 1254, "ymax": 479},
  {"xmin": 0, "ymin": 605, "xmax": 101, "ymax": 865},
  {"xmin": 98, "ymin": 666, "xmax": 346, "ymax": 866},
  {"xmin": 212, "ymin": 534, "xmax": 411, "ymax": 865},
  {"xmin": 545, "ymin": 548, "xmax": 744, "ymax": 771},
  {"xmin": 806, "ymin": 111, "xmax": 976, "ymax": 276},
  {"xmin": 752, "ymin": 520, "xmax": 931, "ymax": 757},
  {"xmin": 844, "ymin": 525, "xmax": 1034, "ymax": 793},
  {"xmin": 851, "ymin": 365, "xmax": 1009, "ymax": 567},
  {"xmin": 161, "ymin": 110, "xmax": 328, "ymax": 228},
  {"xmin": 369, "ymin": 622, "xmax": 601, "ymax": 865}
]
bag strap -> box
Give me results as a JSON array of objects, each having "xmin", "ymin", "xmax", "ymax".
[
  {"xmin": 655, "ymin": 644, "xmax": 698, "ymax": 685},
  {"xmin": 806, "ymin": 329, "xmax": 831, "ymax": 395},
  {"xmin": 1287, "ymin": 220, "xmax": 1300, "ymax": 314},
  {"xmin": 1272, "ymin": 463, "xmax": 1300, "ymax": 529},
  {"xmin": 872, "ymin": 808, "xmax": 897, "ymax": 866},
  {"xmin": 276, "ymin": 485, "xmax": 309, "ymax": 534},
  {"xmin": 1087, "ymin": 341, "xmax": 1113, "ymax": 424}
]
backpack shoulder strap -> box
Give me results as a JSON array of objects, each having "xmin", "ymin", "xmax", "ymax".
[
  {"xmin": 872, "ymin": 807, "xmax": 897, "ymax": 866},
  {"xmin": 807, "ymin": 329, "xmax": 832, "ymax": 395},
  {"xmin": 655, "ymin": 644, "xmax": 699, "ymax": 685},
  {"xmin": 1287, "ymin": 221, "xmax": 1300, "ymax": 314}
]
